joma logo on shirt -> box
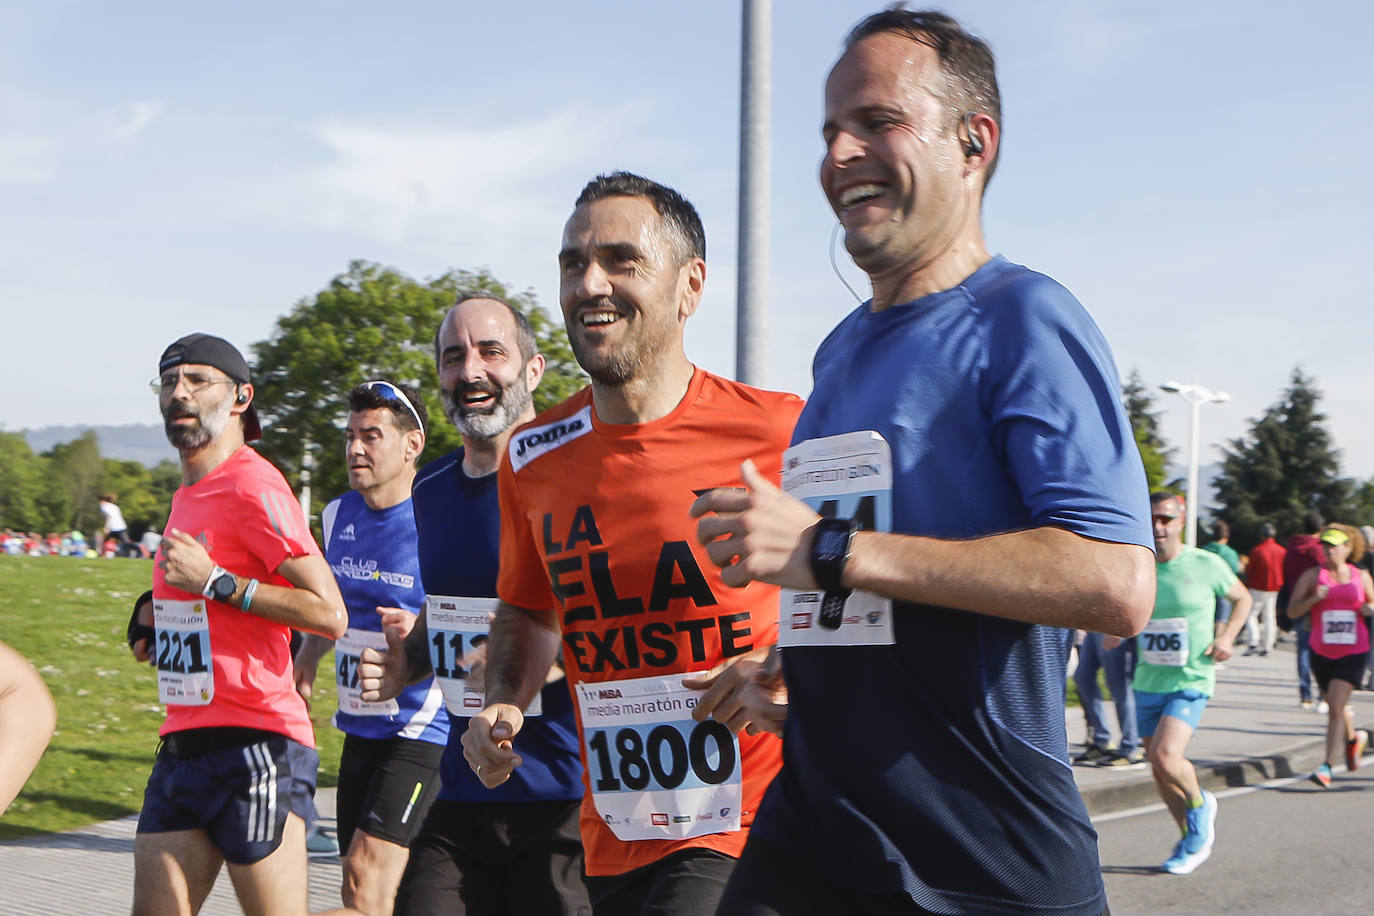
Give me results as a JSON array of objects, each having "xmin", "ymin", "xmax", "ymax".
[{"xmin": 509, "ymin": 406, "xmax": 593, "ymax": 472}]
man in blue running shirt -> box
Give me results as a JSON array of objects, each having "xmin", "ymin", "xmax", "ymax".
[
  {"xmin": 358, "ymin": 293, "xmax": 590, "ymax": 914},
  {"xmin": 693, "ymin": 7, "xmax": 1155, "ymax": 915},
  {"xmin": 295, "ymin": 380, "xmax": 446, "ymax": 915}
]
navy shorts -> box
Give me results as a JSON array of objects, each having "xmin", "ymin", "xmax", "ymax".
[{"xmin": 137, "ymin": 728, "xmax": 318, "ymax": 865}]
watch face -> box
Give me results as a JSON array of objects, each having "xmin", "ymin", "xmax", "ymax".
[
  {"xmin": 211, "ymin": 574, "xmax": 236, "ymax": 601},
  {"xmin": 814, "ymin": 526, "xmax": 849, "ymax": 561}
]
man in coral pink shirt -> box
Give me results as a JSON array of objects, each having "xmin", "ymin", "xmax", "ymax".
[{"xmin": 1244, "ymin": 523, "xmax": 1286, "ymax": 655}]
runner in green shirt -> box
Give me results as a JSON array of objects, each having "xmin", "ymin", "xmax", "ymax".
[{"xmin": 1107, "ymin": 492, "xmax": 1250, "ymax": 876}]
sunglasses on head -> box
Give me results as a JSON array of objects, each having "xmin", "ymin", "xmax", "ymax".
[{"xmin": 361, "ymin": 380, "xmax": 424, "ymax": 432}]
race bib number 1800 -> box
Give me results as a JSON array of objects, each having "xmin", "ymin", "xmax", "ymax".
[
  {"xmin": 779, "ymin": 431, "xmax": 895, "ymax": 647},
  {"xmin": 154, "ymin": 598, "xmax": 214, "ymax": 705},
  {"xmin": 425, "ymin": 596, "xmax": 541, "ymax": 717},
  {"xmin": 576, "ymin": 673, "xmax": 742, "ymax": 842}
]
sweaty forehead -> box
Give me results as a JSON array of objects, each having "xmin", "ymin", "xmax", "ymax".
[
  {"xmin": 442, "ymin": 299, "xmax": 513, "ymax": 347},
  {"xmin": 562, "ymin": 196, "xmax": 661, "ymax": 250},
  {"xmin": 1152, "ymin": 498, "xmax": 1183, "ymax": 515},
  {"xmin": 825, "ymin": 33, "xmax": 941, "ymax": 112}
]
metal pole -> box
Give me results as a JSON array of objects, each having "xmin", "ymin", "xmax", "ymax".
[
  {"xmin": 1186, "ymin": 399, "xmax": 1201, "ymax": 548},
  {"xmin": 736, "ymin": 0, "xmax": 771, "ymax": 385}
]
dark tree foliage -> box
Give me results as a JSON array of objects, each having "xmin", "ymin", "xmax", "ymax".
[
  {"xmin": 1121, "ymin": 368, "xmax": 1174, "ymax": 491},
  {"xmin": 1211, "ymin": 368, "xmax": 1355, "ymax": 552},
  {"xmin": 250, "ymin": 261, "xmax": 586, "ymax": 523}
]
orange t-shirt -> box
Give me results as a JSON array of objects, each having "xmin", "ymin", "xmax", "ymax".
[{"xmin": 498, "ymin": 368, "xmax": 803, "ymax": 876}]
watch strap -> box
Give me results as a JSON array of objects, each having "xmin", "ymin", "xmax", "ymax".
[
  {"xmin": 809, "ymin": 517, "xmax": 859, "ymax": 593},
  {"xmin": 202, "ymin": 565, "xmax": 228, "ymax": 599}
]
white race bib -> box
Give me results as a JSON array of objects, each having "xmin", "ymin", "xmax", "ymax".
[
  {"xmin": 779, "ymin": 431, "xmax": 895, "ymax": 647},
  {"xmin": 336, "ymin": 628, "xmax": 400, "ymax": 716},
  {"xmin": 425, "ymin": 596, "xmax": 541, "ymax": 717},
  {"xmin": 154, "ymin": 598, "xmax": 214, "ymax": 705},
  {"xmin": 1321, "ymin": 609, "xmax": 1359, "ymax": 646},
  {"xmin": 1139, "ymin": 617, "xmax": 1189, "ymax": 666},
  {"xmin": 575, "ymin": 673, "xmax": 742, "ymax": 842}
]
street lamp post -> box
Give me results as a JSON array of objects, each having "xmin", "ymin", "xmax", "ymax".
[{"xmin": 1159, "ymin": 381, "xmax": 1230, "ymax": 548}]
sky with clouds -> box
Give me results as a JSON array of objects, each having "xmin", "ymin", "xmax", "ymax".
[{"xmin": 3, "ymin": 0, "xmax": 1371, "ymax": 479}]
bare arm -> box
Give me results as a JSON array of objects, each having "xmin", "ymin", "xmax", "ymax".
[
  {"xmin": 1207, "ymin": 580, "xmax": 1253, "ymax": 661},
  {"xmin": 159, "ymin": 529, "xmax": 347, "ymax": 638},
  {"xmin": 0, "ymin": 641, "xmax": 57, "ymax": 813},
  {"xmin": 1286, "ymin": 567, "xmax": 1321, "ymax": 619},
  {"xmin": 692, "ymin": 460, "xmax": 1155, "ymax": 637},
  {"xmin": 460, "ymin": 601, "xmax": 561, "ymax": 788},
  {"xmin": 292, "ymin": 632, "xmax": 335, "ymax": 709}
]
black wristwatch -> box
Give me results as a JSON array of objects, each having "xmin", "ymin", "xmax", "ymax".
[
  {"xmin": 207, "ymin": 569, "xmax": 238, "ymax": 603},
  {"xmin": 810, "ymin": 517, "xmax": 858, "ymax": 631},
  {"xmin": 809, "ymin": 517, "xmax": 858, "ymax": 593}
]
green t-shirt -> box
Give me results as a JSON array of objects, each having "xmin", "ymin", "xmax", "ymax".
[
  {"xmin": 1202, "ymin": 540, "xmax": 1241, "ymax": 574},
  {"xmin": 1134, "ymin": 547, "xmax": 1239, "ymax": 695}
]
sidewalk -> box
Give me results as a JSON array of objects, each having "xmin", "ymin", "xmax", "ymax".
[
  {"xmin": 2, "ymin": 639, "xmax": 1369, "ymax": 913},
  {"xmin": 1070, "ymin": 636, "xmax": 1374, "ymax": 814}
]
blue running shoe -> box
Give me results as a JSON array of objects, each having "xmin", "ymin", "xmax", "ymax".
[
  {"xmin": 1162, "ymin": 837, "xmax": 1190, "ymax": 874},
  {"xmin": 1165, "ymin": 790, "xmax": 1217, "ymax": 874}
]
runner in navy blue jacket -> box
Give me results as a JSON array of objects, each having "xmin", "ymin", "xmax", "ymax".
[{"xmin": 359, "ymin": 293, "xmax": 590, "ymax": 915}]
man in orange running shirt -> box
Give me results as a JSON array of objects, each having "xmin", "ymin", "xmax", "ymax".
[{"xmin": 461, "ymin": 172, "xmax": 801, "ymax": 916}]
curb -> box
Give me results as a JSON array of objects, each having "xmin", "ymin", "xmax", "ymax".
[{"xmin": 1078, "ymin": 721, "xmax": 1373, "ymax": 816}]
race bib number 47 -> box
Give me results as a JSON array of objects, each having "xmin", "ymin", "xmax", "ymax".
[
  {"xmin": 336, "ymin": 628, "xmax": 400, "ymax": 717},
  {"xmin": 576, "ymin": 673, "xmax": 741, "ymax": 842},
  {"xmin": 154, "ymin": 598, "xmax": 214, "ymax": 705},
  {"xmin": 780, "ymin": 431, "xmax": 894, "ymax": 647}
]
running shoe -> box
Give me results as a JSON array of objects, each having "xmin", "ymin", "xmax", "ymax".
[
  {"xmin": 1099, "ymin": 749, "xmax": 1146, "ymax": 768},
  {"xmin": 1346, "ymin": 730, "xmax": 1369, "ymax": 772},
  {"xmin": 1165, "ymin": 790, "xmax": 1217, "ymax": 875},
  {"xmin": 1309, "ymin": 765, "xmax": 1332, "ymax": 788},
  {"xmin": 1073, "ymin": 745, "xmax": 1111, "ymax": 765},
  {"xmin": 306, "ymin": 824, "xmax": 340, "ymax": 857},
  {"xmin": 1300, "ymin": 699, "xmax": 1315, "ymax": 710},
  {"xmin": 1317, "ymin": 700, "xmax": 1330, "ymax": 715}
]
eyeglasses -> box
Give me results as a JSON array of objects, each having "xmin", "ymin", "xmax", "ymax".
[
  {"xmin": 1152, "ymin": 514, "xmax": 1180, "ymax": 525},
  {"xmin": 149, "ymin": 371, "xmax": 237, "ymax": 396},
  {"xmin": 361, "ymin": 380, "xmax": 424, "ymax": 431}
]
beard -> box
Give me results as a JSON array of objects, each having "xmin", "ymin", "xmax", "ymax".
[
  {"xmin": 566, "ymin": 296, "xmax": 673, "ymax": 387},
  {"xmin": 162, "ymin": 400, "xmax": 232, "ymax": 451},
  {"xmin": 444, "ymin": 375, "xmax": 534, "ymax": 441}
]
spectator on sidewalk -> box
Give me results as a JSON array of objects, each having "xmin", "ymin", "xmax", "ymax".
[
  {"xmin": 1287, "ymin": 524, "xmax": 1372, "ymax": 787},
  {"xmin": 1203, "ymin": 521, "xmax": 1241, "ymax": 635},
  {"xmin": 1283, "ymin": 511, "xmax": 1327, "ymax": 709},
  {"xmin": 1244, "ymin": 523, "xmax": 1285, "ymax": 656},
  {"xmin": 1073, "ymin": 631, "xmax": 1141, "ymax": 767}
]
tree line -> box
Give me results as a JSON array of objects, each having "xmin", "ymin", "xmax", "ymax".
[{"xmin": 4, "ymin": 260, "xmax": 1369, "ymax": 550}]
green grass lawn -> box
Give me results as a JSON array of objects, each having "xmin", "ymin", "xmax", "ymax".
[{"xmin": 0, "ymin": 556, "xmax": 343, "ymax": 838}]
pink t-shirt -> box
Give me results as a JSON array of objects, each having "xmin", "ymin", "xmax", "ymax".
[
  {"xmin": 1309, "ymin": 567, "xmax": 1370, "ymax": 659},
  {"xmin": 153, "ymin": 446, "xmax": 320, "ymax": 745}
]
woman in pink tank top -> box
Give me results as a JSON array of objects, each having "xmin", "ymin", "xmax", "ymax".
[{"xmin": 1288, "ymin": 525, "xmax": 1373, "ymax": 787}]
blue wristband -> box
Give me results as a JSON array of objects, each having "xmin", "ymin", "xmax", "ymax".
[{"xmin": 241, "ymin": 578, "xmax": 260, "ymax": 612}]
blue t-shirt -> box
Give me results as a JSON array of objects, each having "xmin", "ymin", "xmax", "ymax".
[
  {"xmin": 412, "ymin": 448, "xmax": 584, "ymax": 803},
  {"xmin": 322, "ymin": 490, "xmax": 447, "ymax": 745},
  {"xmin": 754, "ymin": 257, "xmax": 1152, "ymax": 914}
]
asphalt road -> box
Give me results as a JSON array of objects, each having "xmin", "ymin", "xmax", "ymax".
[{"xmin": 1097, "ymin": 766, "xmax": 1372, "ymax": 914}]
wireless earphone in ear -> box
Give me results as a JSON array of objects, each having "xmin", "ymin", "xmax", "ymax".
[
  {"xmin": 236, "ymin": 392, "xmax": 248, "ymax": 404},
  {"xmin": 961, "ymin": 112, "xmax": 984, "ymax": 157}
]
